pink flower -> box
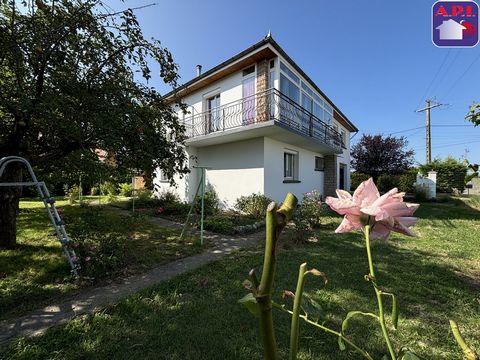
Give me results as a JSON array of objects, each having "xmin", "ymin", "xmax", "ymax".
[{"xmin": 325, "ymin": 178, "xmax": 419, "ymax": 240}]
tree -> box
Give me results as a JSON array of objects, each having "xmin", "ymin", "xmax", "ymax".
[
  {"xmin": 0, "ymin": 1, "xmax": 188, "ymax": 248},
  {"xmin": 350, "ymin": 134, "xmax": 414, "ymax": 181},
  {"xmin": 465, "ymin": 103, "xmax": 480, "ymax": 126}
]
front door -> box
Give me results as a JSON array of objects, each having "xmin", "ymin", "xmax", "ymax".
[{"xmin": 339, "ymin": 164, "xmax": 346, "ymax": 190}]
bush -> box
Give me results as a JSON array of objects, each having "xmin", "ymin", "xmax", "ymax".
[
  {"xmin": 90, "ymin": 186, "xmax": 99, "ymax": 196},
  {"xmin": 292, "ymin": 190, "xmax": 323, "ymax": 243},
  {"xmin": 63, "ymin": 184, "xmax": 80, "ymax": 205},
  {"xmin": 157, "ymin": 190, "xmax": 180, "ymax": 205},
  {"xmin": 377, "ymin": 174, "xmax": 401, "ymax": 193},
  {"xmin": 100, "ymin": 181, "xmax": 118, "ymax": 196},
  {"xmin": 202, "ymin": 216, "xmax": 235, "ymax": 235},
  {"xmin": 419, "ymin": 157, "xmax": 468, "ymax": 193},
  {"xmin": 162, "ymin": 202, "xmax": 191, "ymax": 215},
  {"xmin": 68, "ymin": 209, "xmax": 129, "ymax": 278},
  {"xmin": 350, "ymin": 172, "xmax": 370, "ymax": 191},
  {"xmin": 398, "ymin": 169, "xmax": 417, "ymax": 193},
  {"xmin": 235, "ymin": 193, "xmax": 273, "ymax": 219},
  {"xmin": 118, "ymin": 183, "xmax": 133, "ymax": 197},
  {"xmin": 194, "ymin": 188, "xmax": 219, "ymax": 216}
]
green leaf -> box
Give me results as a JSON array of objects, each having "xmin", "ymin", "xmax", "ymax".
[
  {"xmin": 238, "ymin": 293, "xmax": 258, "ymax": 317},
  {"xmin": 341, "ymin": 311, "xmax": 378, "ymax": 334}
]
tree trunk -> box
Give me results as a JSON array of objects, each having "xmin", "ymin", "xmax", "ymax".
[{"xmin": 0, "ymin": 165, "xmax": 23, "ymax": 249}]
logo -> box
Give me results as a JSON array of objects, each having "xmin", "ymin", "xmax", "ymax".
[{"xmin": 432, "ymin": 1, "xmax": 479, "ymax": 47}]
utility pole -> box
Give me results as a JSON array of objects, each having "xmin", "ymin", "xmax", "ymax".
[{"xmin": 415, "ymin": 99, "xmax": 442, "ymax": 164}]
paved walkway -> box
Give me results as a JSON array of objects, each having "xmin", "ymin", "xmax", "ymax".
[{"xmin": 0, "ymin": 209, "xmax": 264, "ymax": 346}]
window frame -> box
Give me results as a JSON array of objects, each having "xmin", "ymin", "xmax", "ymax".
[
  {"xmin": 283, "ymin": 149, "xmax": 300, "ymax": 182},
  {"xmin": 314, "ymin": 156, "xmax": 325, "ymax": 172}
]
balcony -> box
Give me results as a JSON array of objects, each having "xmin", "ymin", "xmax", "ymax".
[{"xmin": 182, "ymin": 88, "xmax": 344, "ymax": 153}]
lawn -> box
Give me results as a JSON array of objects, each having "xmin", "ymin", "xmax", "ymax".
[
  {"xmin": 1, "ymin": 200, "xmax": 479, "ymax": 359},
  {"xmin": 0, "ymin": 198, "xmax": 201, "ymax": 320}
]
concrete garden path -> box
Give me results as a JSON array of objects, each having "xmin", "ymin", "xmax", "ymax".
[{"xmin": 0, "ymin": 208, "xmax": 265, "ymax": 346}]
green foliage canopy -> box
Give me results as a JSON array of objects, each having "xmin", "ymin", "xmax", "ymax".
[{"xmin": 0, "ymin": 0, "xmax": 188, "ymax": 183}]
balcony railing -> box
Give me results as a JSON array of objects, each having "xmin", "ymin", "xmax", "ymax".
[{"xmin": 182, "ymin": 88, "xmax": 344, "ymax": 151}]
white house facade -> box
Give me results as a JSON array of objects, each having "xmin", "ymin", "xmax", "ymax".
[{"xmin": 155, "ymin": 35, "xmax": 358, "ymax": 207}]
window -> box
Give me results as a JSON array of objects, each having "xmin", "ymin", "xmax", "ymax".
[
  {"xmin": 280, "ymin": 61, "xmax": 299, "ymax": 84},
  {"xmin": 159, "ymin": 170, "xmax": 168, "ymax": 182},
  {"xmin": 270, "ymin": 59, "xmax": 275, "ymax": 69},
  {"xmin": 315, "ymin": 156, "xmax": 324, "ymax": 171},
  {"xmin": 206, "ymin": 94, "xmax": 221, "ymax": 132},
  {"xmin": 283, "ymin": 150, "xmax": 299, "ymax": 182},
  {"xmin": 280, "ymin": 74, "xmax": 300, "ymax": 104},
  {"xmin": 341, "ymin": 130, "xmax": 347, "ymax": 148},
  {"xmin": 242, "ymin": 65, "xmax": 255, "ymax": 76}
]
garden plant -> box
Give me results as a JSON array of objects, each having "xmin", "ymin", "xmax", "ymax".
[{"xmin": 240, "ymin": 179, "xmax": 478, "ymax": 360}]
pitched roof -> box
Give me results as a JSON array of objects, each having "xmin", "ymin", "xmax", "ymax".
[{"xmin": 164, "ymin": 35, "xmax": 358, "ymax": 132}]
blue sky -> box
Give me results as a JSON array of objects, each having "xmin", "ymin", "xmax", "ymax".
[{"xmin": 107, "ymin": 0, "xmax": 480, "ymax": 165}]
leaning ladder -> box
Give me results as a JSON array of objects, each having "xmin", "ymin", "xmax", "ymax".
[{"xmin": 0, "ymin": 156, "xmax": 80, "ymax": 276}]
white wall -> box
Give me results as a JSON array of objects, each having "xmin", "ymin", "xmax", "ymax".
[
  {"xmin": 196, "ymin": 138, "xmax": 265, "ymax": 208},
  {"xmin": 178, "ymin": 69, "xmax": 246, "ymax": 121},
  {"xmin": 263, "ymin": 137, "xmax": 325, "ymax": 203},
  {"xmin": 154, "ymin": 146, "xmax": 198, "ymax": 203}
]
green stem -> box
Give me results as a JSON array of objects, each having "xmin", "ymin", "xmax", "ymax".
[
  {"xmin": 365, "ymin": 225, "xmax": 397, "ymax": 360},
  {"xmin": 273, "ymin": 303, "xmax": 373, "ymax": 360},
  {"xmin": 449, "ymin": 320, "xmax": 479, "ymax": 360},
  {"xmin": 257, "ymin": 193, "xmax": 298, "ymax": 360},
  {"xmin": 289, "ymin": 262, "xmax": 307, "ymax": 360}
]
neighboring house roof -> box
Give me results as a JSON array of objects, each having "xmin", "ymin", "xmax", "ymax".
[{"xmin": 164, "ymin": 35, "xmax": 358, "ymax": 132}]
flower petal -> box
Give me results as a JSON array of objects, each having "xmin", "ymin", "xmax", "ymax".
[
  {"xmin": 325, "ymin": 196, "xmax": 362, "ymax": 216},
  {"xmin": 335, "ymin": 215, "xmax": 363, "ymax": 233},
  {"xmin": 353, "ymin": 178, "xmax": 380, "ymax": 207},
  {"xmin": 336, "ymin": 189, "xmax": 352, "ymax": 200},
  {"xmin": 369, "ymin": 222, "xmax": 391, "ymax": 240}
]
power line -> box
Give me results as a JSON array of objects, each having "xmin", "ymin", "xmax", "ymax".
[
  {"xmin": 416, "ymin": 50, "xmax": 451, "ymax": 109},
  {"xmin": 441, "ymin": 51, "xmax": 480, "ymax": 100},
  {"xmin": 430, "ymin": 50, "xmax": 461, "ymax": 98}
]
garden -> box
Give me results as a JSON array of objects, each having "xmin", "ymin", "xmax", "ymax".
[{"xmin": 0, "ymin": 188, "xmax": 479, "ymax": 359}]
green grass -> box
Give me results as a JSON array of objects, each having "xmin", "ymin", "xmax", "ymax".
[
  {"xmin": 1, "ymin": 201, "xmax": 479, "ymax": 359},
  {"xmin": 0, "ymin": 198, "xmax": 201, "ymax": 320}
]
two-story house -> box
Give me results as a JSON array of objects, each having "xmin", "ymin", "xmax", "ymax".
[{"xmin": 155, "ymin": 34, "xmax": 358, "ymax": 207}]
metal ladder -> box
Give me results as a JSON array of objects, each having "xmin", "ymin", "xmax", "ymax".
[{"xmin": 0, "ymin": 156, "xmax": 80, "ymax": 276}]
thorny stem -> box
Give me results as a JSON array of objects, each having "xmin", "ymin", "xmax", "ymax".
[
  {"xmin": 365, "ymin": 225, "xmax": 397, "ymax": 360},
  {"xmin": 256, "ymin": 193, "xmax": 298, "ymax": 360},
  {"xmin": 273, "ymin": 303, "xmax": 374, "ymax": 360}
]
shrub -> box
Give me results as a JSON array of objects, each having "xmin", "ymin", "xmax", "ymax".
[
  {"xmin": 63, "ymin": 184, "xmax": 80, "ymax": 205},
  {"xmin": 413, "ymin": 186, "xmax": 428, "ymax": 202},
  {"xmin": 398, "ymin": 169, "xmax": 417, "ymax": 193},
  {"xmin": 100, "ymin": 181, "xmax": 118, "ymax": 196},
  {"xmin": 202, "ymin": 216, "xmax": 235, "ymax": 235},
  {"xmin": 68, "ymin": 209, "xmax": 129, "ymax": 278},
  {"xmin": 350, "ymin": 172, "xmax": 370, "ymax": 191},
  {"xmin": 162, "ymin": 202, "xmax": 191, "ymax": 215},
  {"xmin": 90, "ymin": 186, "xmax": 99, "ymax": 196},
  {"xmin": 377, "ymin": 174, "xmax": 401, "ymax": 193},
  {"xmin": 157, "ymin": 190, "xmax": 180, "ymax": 205},
  {"xmin": 118, "ymin": 183, "xmax": 133, "ymax": 197},
  {"xmin": 194, "ymin": 188, "xmax": 219, "ymax": 216},
  {"xmin": 419, "ymin": 157, "xmax": 468, "ymax": 193},
  {"xmin": 235, "ymin": 193, "xmax": 273, "ymax": 219},
  {"xmin": 292, "ymin": 190, "xmax": 323, "ymax": 243}
]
